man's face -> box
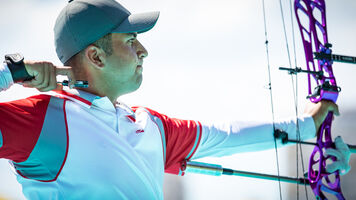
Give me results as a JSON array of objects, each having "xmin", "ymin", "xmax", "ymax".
[{"xmin": 103, "ymin": 32, "xmax": 148, "ymax": 96}]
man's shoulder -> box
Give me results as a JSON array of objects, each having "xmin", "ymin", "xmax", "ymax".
[
  {"xmin": 0, "ymin": 94, "xmax": 50, "ymax": 108},
  {"xmin": 0, "ymin": 93, "xmax": 68, "ymax": 111}
]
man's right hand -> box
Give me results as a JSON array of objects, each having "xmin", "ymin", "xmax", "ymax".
[{"xmin": 23, "ymin": 61, "xmax": 75, "ymax": 92}]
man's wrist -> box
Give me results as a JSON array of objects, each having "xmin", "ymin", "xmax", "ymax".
[
  {"xmin": 275, "ymin": 114, "xmax": 316, "ymax": 142},
  {"xmin": 5, "ymin": 53, "xmax": 33, "ymax": 82},
  {"xmin": 298, "ymin": 114, "xmax": 317, "ymax": 141},
  {"xmin": 0, "ymin": 62, "xmax": 14, "ymax": 89}
]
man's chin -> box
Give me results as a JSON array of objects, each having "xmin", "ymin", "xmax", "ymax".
[
  {"xmin": 127, "ymin": 77, "xmax": 143, "ymax": 94},
  {"xmin": 136, "ymin": 75, "xmax": 143, "ymax": 88}
]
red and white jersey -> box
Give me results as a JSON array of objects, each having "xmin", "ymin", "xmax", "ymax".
[
  {"xmin": 0, "ymin": 65, "xmax": 315, "ymax": 199},
  {"xmin": 0, "ymin": 89, "xmax": 203, "ymax": 199}
]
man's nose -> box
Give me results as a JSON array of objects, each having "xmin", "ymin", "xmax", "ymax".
[{"xmin": 136, "ymin": 40, "xmax": 148, "ymax": 59}]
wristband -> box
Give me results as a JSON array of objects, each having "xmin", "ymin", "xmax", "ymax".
[{"xmin": 4, "ymin": 53, "xmax": 34, "ymax": 82}]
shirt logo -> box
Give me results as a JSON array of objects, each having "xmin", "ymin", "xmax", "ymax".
[
  {"xmin": 127, "ymin": 115, "xmax": 136, "ymax": 122},
  {"xmin": 136, "ymin": 129, "xmax": 144, "ymax": 134}
]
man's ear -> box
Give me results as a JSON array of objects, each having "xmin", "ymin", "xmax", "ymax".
[{"xmin": 84, "ymin": 44, "xmax": 106, "ymax": 69}]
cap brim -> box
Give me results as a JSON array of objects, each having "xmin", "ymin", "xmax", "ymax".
[{"xmin": 112, "ymin": 11, "xmax": 160, "ymax": 34}]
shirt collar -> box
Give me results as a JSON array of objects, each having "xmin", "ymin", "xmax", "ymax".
[
  {"xmin": 51, "ymin": 89, "xmax": 96, "ymax": 108},
  {"xmin": 50, "ymin": 89, "xmax": 134, "ymax": 115}
]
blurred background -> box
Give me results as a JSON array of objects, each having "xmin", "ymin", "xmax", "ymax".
[{"xmin": 0, "ymin": 0, "xmax": 355, "ymax": 199}]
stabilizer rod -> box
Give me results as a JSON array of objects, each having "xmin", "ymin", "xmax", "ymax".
[{"xmin": 314, "ymin": 52, "xmax": 356, "ymax": 64}]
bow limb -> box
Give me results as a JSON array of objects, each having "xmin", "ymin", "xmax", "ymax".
[{"xmin": 294, "ymin": 0, "xmax": 344, "ymax": 199}]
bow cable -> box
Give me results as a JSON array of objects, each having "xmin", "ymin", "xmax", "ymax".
[
  {"xmin": 261, "ymin": 0, "xmax": 283, "ymax": 199},
  {"xmin": 278, "ymin": 0, "xmax": 309, "ymax": 199}
]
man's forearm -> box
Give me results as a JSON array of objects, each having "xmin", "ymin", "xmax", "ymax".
[
  {"xmin": 192, "ymin": 115, "xmax": 316, "ymax": 159},
  {"xmin": 0, "ymin": 62, "xmax": 14, "ymax": 91}
]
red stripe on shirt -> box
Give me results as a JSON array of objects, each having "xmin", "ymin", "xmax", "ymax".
[
  {"xmin": 136, "ymin": 107, "xmax": 201, "ymax": 175},
  {"xmin": 0, "ymin": 95, "xmax": 51, "ymax": 162},
  {"xmin": 54, "ymin": 90, "xmax": 92, "ymax": 106}
]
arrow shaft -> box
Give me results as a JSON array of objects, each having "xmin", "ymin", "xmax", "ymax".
[
  {"xmin": 286, "ymin": 139, "xmax": 356, "ymax": 154},
  {"xmin": 185, "ymin": 161, "xmax": 309, "ymax": 185}
]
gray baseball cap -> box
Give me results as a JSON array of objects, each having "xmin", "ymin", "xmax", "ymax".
[{"xmin": 54, "ymin": 0, "xmax": 159, "ymax": 64}]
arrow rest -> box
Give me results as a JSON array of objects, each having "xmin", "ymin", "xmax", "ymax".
[{"xmin": 274, "ymin": 129, "xmax": 289, "ymax": 144}]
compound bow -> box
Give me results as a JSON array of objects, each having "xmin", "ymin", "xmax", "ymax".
[
  {"xmin": 278, "ymin": 0, "xmax": 355, "ymax": 199},
  {"xmin": 181, "ymin": 0, "xmax": 356, "ymax": 199}
]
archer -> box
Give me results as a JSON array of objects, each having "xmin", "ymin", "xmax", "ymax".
[{"xmin": 0, "ymin": 0, "xmax": 351, "ymax": 199}]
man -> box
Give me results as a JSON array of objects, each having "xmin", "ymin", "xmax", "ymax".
[{"xmin": 0, "ymin": 0, "xmax": 350, "ymax": 199}]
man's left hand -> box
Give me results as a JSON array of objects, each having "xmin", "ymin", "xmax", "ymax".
[{"xmin": 304, "ymin": 100, "xmax": 340, "ymax": 132}]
